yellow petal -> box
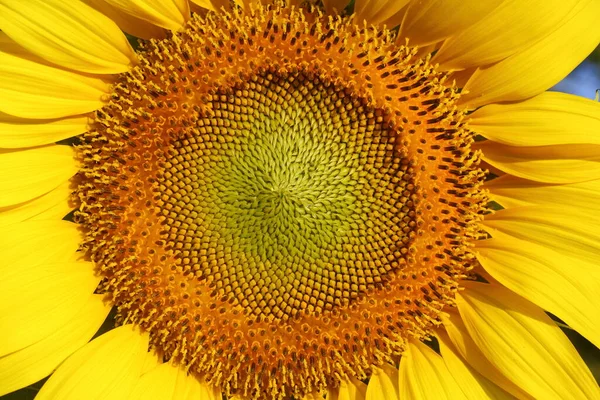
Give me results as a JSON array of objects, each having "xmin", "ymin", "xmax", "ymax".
[
  {"xmin": 0, "ymin": 111, "xmax": 88, "ymax": 149},
  {"xmin": 457, "ymin": 281, "xmax": 600, "ymax": 400},
  {"xmin": 470, "ymin": 92, "xmax": 600, "ymax": 146},
  {"xmin": 354, "ymin": 0, "xmax": 411, "ymax": 26},
  {"xmin": 0, "ymin": 32, "xmax": 88, "ymax": 84},
  {"xmin": 436, "ymin": 331, "xmax": 515, "ymax": 400},
  {"xmin": 0, "ymin": 51, "xmax": 109, "ymax": 119},
  {"xmin": 400, "ymin": 0, "xmax": 502, "ymax": 47},
  {"xmin": 365, "ymin": 363, "xmax": 399, "ymax": 400},
  {"xmin": 441, "ymin": 310, "xmax": 532, "ymax": 400},
  {"xmin": 196, "ymin": 380, "xmax": 221, "ymax": 400},
  {"xmin": 0, "ymin": 294, "xmax": 109, "ymax": 397},
  {"xmin": 447, "ymin": 67, "xmax": 478, "ymax": 88},
  {"xmin": 327, "ymin": 377, "xmax": 367, "ymax": 400},
  {"xmin": 486, "ymin": 175, "xmax": 600, "ymax": 211},
  {"xmin": 476, "ymin": 140, "xmax": 600, "ymax": 184},
  {"xmin": 99, "ymin": 0, "xmax": 190, "ymax": 31},
  {"xmin": 399, "ymin": 339, "xmax": 467, "ymax": 400},
  {"xmin": 459, "ymin": 0, "xmax": 600, "ymax": 107},
  {"xmin": 130, "ymin": 362, "xmax": 217, "ymax": 400},
  {"xmin": 0, "ymin": 260, "xmax": 99, "ymax": 356},
  {"xmin": 190, "ymin": 0, "xmax": 237, "ymax": 13},
  {"xmin": 0, "ymin": 145, "xmax": 77, "ymax": 208},
  {"xmin": 83, "ymin": 0, "xmax": 167, "ymax": 40},
  {"xmin": 0, "ymin": 32, "xmax": 81, "ymax": 76},
  {"xmin": 433, "ymin": 0, "xmax": 579, "ymax": 71},
  {"xmin": 477, "ymin": 221, "xmax": 600, "ymax": 349},
  {"xmin": 190, "ymin": 0, "xmax": 217, "ymax": 11},
  {"xmin": 0, "ymin": 220, "xmax": 81, "ymax": 270},
  {"xmin": 29, "ymin": 196, "xmax": 72, "ymax": 222},
  {"xmin": 0, "ymin": 180, "xmax": 72, "ymax": 227},
  {"xmin": 0, "ymin": 31, "xmax": 34, "ymax": 59},
  {"xmin": 138, "ymin": 349, "xmax": 163, "ymax": 376},
  {"xmin": 484, "ymin": 206, "xmax": 600, "ymax": 267},
  {"xmin": 175, "ymin": 373, "xmax": 220, "ymax": 400},
  {"xmin": 194, "ymin": 378, "xmax": 225, "ymax": 400},
  {"xmin": 36, "ymin": 325, "xmax": 151, "ymax": 400},
  {"xmin": 0, "ymin": 0, "xmax": 135, "ymax": 74},
  {"xmin": 322, "ymin": 0, "xmax": 349, "ymax": 14}
]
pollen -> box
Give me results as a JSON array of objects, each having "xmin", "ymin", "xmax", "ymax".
[{"xmin": 75, "ymin": 3, "xmax": 487, "ymax": 399}]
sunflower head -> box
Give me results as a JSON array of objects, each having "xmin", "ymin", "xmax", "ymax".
[
  {"xmin": 73, "ymin": 4, "xmax": 488, "ymax": 398},
  {"xmin": 2, "ymin": 0, "xmax": 600, "ymax": 399}
]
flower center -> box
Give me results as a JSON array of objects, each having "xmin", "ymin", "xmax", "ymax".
[
  {"xmin": 75, "ymin": 3, "xmax": 486, "ymax": 399},
  {"xmin": 166, "ymin": 68, "xmax": 416, "ymax": 321}
]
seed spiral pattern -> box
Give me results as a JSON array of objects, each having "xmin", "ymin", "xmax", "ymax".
[
  {"xmin": 162, "ymin": 69, "xmax": 417, "ymax": 320},
  {"xmin": 75, "ymin": 4, "xmax": 487, "ymax": 399}
]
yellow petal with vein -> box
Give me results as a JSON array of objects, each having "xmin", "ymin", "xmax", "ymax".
[
  {"xmin": 197, "ymin": 380, "xmax": 221, "ymax": 400},
  {"xmin": 137, "ymin": 350, "xmax": 161, "ymax": 376},
  {"xmin": 460, "ymin": 0, "xmax": 600, "ymax": 107},
  {"xmin": 477, "ymin": 140, "xmax": 600, "ymax": 184},
  {"xmin": 477, "ymin": 222, "xmax": 600, "ymax": 349},
  {"xmin": 399, "ymin": 339, "xmax": 467, "ymax": 400},
  {"xmin": 84, "ymin": 0, "xmax": 166, "ymax": 40},
  {"xmin": 434, "ymin": 0, "xmax": 578, "ymax": 70},
  {"xmin": 130, "ymin": 362, "xmax": 216, "ymax": 400},
  {"xmin": 0, "ymin": 145, "xmax": 77, "ymax": 208},
  {"xmin": 436, "ymin": 331, "xmax": 514, "ymax": 400},
  {"xmin": 0, "ymin": 260, "xmax": 99, "ymax": 356},
  {"xmin": 190, "ymin": 0, "xmax": 239, "ymax": 13},
  {"xmin": 470, "ymin": 92, "xmax": 600, "ymax": 146},
  {"xmin": 0, "ymin": 295, "xmax": 109, "ymax": 396},
  {"xmin": 190, "ymin": 0, "xmax": 217, "ymax": 11},
  {"xmin": 457, "ymin": 281, "xmax": 600, "ymax": 400},
  {"xmin": 441, "ymin": 311, "xmax": 532, "ymax": 400},
  {"xmin": 328, "ymin": 377, "xmax": 367, "ymax": 400},
  {"xmin": 29, "ymin": 196, "xmax": 72, "ymax": 222},
  {"xmin": 36, "ymin": 325, "xmax": 151, "ymax": 400},
  {"xmin": 400, "ymin": 0, "xmax": 501, "ymax": 47},
  {"xmin": 0, "ymin": 181, "xmax": 72, "ymax": 227},
  {"xmin": 100, "ymin": 0, "xmax": 190, "ymax": 31},
  {"xmin": 0, "ymin": 51, "xmax": 108, "ymax": 119},
  {"xmin": 0, "ymin": 220, "xmax": 81, "ymax": 270},
  {"xmin": 0, "ymin": 111, "xmax": 88, "ymax": 149},
  {"xmin": 0, "ymin": 32, "xmax": 33, "ymax": 59},
  {"xmin": 0, "ymin": 0, "xmax": 135, "ymax": 74},
  {"xmin": 486, "ymin": 175, "xmax": 600, "ymax": 211},
  {"xmin": 0, "ymin": 32, "xmax": 77, "ymax": 76},
  {"xmin": 484, "ymin": 206, "xmax": 600, "ymax": 267},
  {"xmin": 354, "ymin": 0, "xmax": 410, "ymax": 26},
  {"xmin": 365, "ymin": 363, "xmax": 399, "ymax": 400}
]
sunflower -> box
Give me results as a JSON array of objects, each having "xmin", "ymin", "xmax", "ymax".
[{"xmin": 2, "ymin": 0, "xmax": 600, "ymax": 399}]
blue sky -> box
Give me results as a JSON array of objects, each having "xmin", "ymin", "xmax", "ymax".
[{"xmin": 552, "ymin": 60, "xmax": 600, "ymax": 100}]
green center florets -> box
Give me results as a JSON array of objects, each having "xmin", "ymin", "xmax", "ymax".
[{"xmin": 216, "ymin": 104, "xmax": 358, "ymax": 263}]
